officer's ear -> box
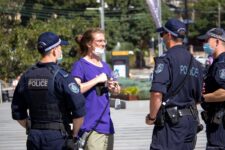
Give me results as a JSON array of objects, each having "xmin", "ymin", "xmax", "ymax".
[
  {"xmin": 216, "ymin": 40, "xmax": 219, "ymax": 46},
  {"xmin": 52, "ymin": 47, "xmax": 57, "ymax": 57}
]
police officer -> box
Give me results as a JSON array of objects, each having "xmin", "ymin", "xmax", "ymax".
[
  {"xmin": 198, "ymin": 28, "xmax": 225, "ymax": 149},
  {"xmin": 11, "ymin": 32, "xmax": 86, "ymax": 150},
  {"xmin": 145, "ymin": 18, "xmax": 203, "ymax": 150}
]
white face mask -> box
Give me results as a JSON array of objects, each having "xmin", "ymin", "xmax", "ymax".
[{"xmin": 93, "ymin": 47, "xmax": 105, "ymax": 56}]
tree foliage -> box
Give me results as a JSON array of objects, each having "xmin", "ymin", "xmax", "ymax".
[{"xmin": 0, "ymin": 0, "xmax": 173, "ymax": 80}]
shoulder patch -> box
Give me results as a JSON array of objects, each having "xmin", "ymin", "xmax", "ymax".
[
  {"xmin": 154, "ymin": 63, "xmax": 164, "ymax": 74},
  {"xmin": 159, "ymin": 53, "xmax": 166, "ymax": 57},
  {"xmin": 219, "ymin": 69, "xmax": 225, "ymax": 79},
  {"xmin": 68, "ymin": 83, "xmax": 80, "ymax": 93}
]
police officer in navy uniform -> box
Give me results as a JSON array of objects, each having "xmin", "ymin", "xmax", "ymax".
[
  {"xmin": 198, "ymin": 28, "xmax": 225, "ymax": 150},
  {"xmin": 145, "ymin": 18, "xmax": 203, "ymax": 150},
  {"xmin": 11, "ymin": 32, "xmax": 86, "ymax": 150}
]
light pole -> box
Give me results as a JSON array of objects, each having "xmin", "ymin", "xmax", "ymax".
[
  {"xmin": 100, "ymin": 0, "xmax": 106, "ymax": 62},
  {"xmin": 184, "ymin": 0, "xmax": 189, "ymax": 46},
  {"xmin": 100, "ymin": 0, "xmax": 105, "ymax": 30},
  {"xmin": 157, "ymin": 0, "xmax": 163, "ymax": 56}
]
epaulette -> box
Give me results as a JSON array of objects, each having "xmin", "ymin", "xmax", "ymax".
[
  {"xmin": 25, "ymin": 64, "xmax": 38, "ymax": 74},
  {"xmin": 159, "ymin": 53, "xmax": 166, "ymax": 58},
  {"xmin": 58, "ymin": 69, "xmax": 69, "ymax": 78},
  {"xmin": 30, "ymin": 64, "xmax": 38, "ymax": 70},
  {"xmin": 218, "ymin": 59, "xmax": 225, "ymax": 64}
]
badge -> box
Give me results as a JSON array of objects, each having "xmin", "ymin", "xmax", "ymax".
[
  {"xmin": 155, "ymin": 63, "xmax": 164, "ymax": 74},
  {"xmin": 68, "ymin": 83, "xmax": 80, "ymax": 93},
  {"xmin": 219, "ymin": 69, "xmax": 225, "ymax": 80}
]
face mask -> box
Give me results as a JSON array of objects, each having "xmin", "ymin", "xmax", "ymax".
[
  {"xmin": 162, "ymin": 38, "xmax": 167, "ymax": 51},
  {"xmin": 93, "ymin": 47, "xmax": 105, "ymax": 56},
  {"xmin": 203, "ymin": 43, "xmax": 214, "ymax": 55},
  {"xmin": 56, "ymin": 52, "xmax": 63, "ymax": 64}
]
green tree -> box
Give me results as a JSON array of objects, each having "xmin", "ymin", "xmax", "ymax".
[
  {"xmin": 191, "ymin": 0, "xmax": 225, "ymax": 37},
  {"xmin": 0, "ymin": 0, "xmax": 174, "ymax": 80}
]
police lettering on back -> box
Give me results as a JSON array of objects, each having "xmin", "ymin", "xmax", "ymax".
[
  {"xmin": 28, "ymin": 78, "xmax": 48, "ymax": 89},
  {"xmin": 180, "ymin": 65, "xmax": 199, "ymax": 77}
]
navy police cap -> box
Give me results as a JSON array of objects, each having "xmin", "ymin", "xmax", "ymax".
[
  {"xmin": 156, "ymin": 18, "xmax": 186, "ymax": 38},
  {"xmin": 198, "ymin": 28, "xmax": 225, "ymax": 42},
  {"xmin": 37, "ymin": 32, "xmax": 68, "ymax": 54}
]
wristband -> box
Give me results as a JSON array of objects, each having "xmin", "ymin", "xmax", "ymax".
[{"xmin": 146, "ymin": 114, "xmax": 156, "ymax": 121}]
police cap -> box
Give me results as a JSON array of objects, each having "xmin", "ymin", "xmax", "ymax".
[
  {"xmin": 37, "ymin": 32, "xmax": 69, "ymax": 54},
  {"xmin": 198, "ymin": 28, "xmax": 225, "ymax": 42},
  {"xmin": 156, "ymin": 18, "xmax": 186, "ymax": 38}
]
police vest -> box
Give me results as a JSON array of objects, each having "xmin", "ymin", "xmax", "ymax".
[{"xmin": 25, "ymin": 64, "xmax": 68, "ymax": 124}]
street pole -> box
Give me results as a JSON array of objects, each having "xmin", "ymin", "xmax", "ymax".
[
  {"xmin": 100, "ymin": 0, "xmax": 106, "ymax": 62},
  {"xmin": 158, "ymin": 0, "xmax": 163, "ymax": 56},
  {"xmin": 184, "ymin": 0, "xmax": 189, "ymax": 46},
  {"xmin": 218, "ymin": 3, "xmax": 221, "ymax": 28},
  {"xmin": 100, "ymin": 0, "xmax": 105, "ymax": 30}
]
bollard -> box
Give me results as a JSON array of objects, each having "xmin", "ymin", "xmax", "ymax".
[
  {"xmin": 2, "ymin": 90, "xmax": 9, "ymax": 102},
  {"xmin": 115, "ymin": 98, "xmax": 121, "ymax": 110},
  {"xmin": 0, "ymin": 83, "xmax": 2, "ymax": 104}
]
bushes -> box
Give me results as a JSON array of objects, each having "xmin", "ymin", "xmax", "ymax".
[
  {"xmin": 121, "ymin": 86, "xmax": 139, "ymax": 95},
  {"xmin": 117, "ymin": 77, "xmax": 151, "ymax": 100}
]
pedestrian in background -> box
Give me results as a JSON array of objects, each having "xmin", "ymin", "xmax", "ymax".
[
  {"xmin": 198, "ymin": 28, "xmax": 225, "ymax": 149},
  {"xmin": 71, "ymin": 28, "xmax": 121, "ymax": 150},
  {"xmin": 11, "ymin": 32, "xmax": 86, "ymax": 150},
  {"xmin": 145, "ymin": 18, "xmax": 203, "ymax": 150}
]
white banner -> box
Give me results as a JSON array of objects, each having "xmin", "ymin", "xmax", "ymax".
[{"xmin": 146, "ymin": 0, "xmax": 161, "ymax": 28}]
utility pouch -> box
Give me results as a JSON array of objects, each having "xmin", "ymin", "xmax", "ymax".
[
  {"xmin": 155, "ymin": 105, "xmax": 165, "ymax": 127},
  {"xmin": 26, "ymin": 119, "xmax": 31, "ymax": 135},
  {"xmin": 166, "ymin": 106, "xmax": 179, "ymax": 124},
  {"xmin": 212, "ymin": 111, "xmax": 224, "ymax": 125},
  {"xmin": 201, "ymin": 111, "xmax": 208, "ymax": 123}
]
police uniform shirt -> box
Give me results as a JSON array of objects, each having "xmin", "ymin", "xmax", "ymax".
[
  {"xmin": 205, "ymin": 52, "xmax": 225, "ymax": 93},
  {"xmin": 11, "ymin": 62, "xmax": 86, "ymax": 121},
  {"xmin": 204, "ymin": 52, "xmax": 225, "ymax": 108},
  {"xmin": 150, "ymin": 45, "xmax": 203, "ymax": 107}
]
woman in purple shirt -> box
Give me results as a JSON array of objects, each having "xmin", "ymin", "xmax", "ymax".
[{"xmin": 71, "ymin": 28, "xmax": 120, "ymax": 150}]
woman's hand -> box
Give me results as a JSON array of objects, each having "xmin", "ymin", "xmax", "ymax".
[{"xmin": 107, "ymin": 78, "xmax": 121, "ymax": 95}]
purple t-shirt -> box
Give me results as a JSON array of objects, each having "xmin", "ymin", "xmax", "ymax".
[{"xmin": 71, "ymin": 58, "xmax": 114, "ymax": 134}]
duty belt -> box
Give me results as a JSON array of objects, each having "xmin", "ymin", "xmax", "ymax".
[
  {"xmin": 31, "ymin": 122, "xmax": 66, "ymax": 132},
  {"xmin": 178, "ymin": 108, "xmax": 193, "ymax": 117}
]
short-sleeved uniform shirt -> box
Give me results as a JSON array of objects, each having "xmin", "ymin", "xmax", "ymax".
[
  {"xmin": 11, "ymin": 62, "xmax": 86, "ymax": 121},
  {"xmin": 150, "ymin": 45, "xmax": 203, "ymax": 107},
  {"xmin": 204, "ymin": 52, "xmax": 225, "ymax": 109},
  {"xmin": 71, "ymin": 58, "xmax": 114, "ymax": 134}
]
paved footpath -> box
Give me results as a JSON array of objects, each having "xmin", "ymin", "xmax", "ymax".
[{"xmin": 0, "ymin": 101, "xmax": 206, "ymax": 150}]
